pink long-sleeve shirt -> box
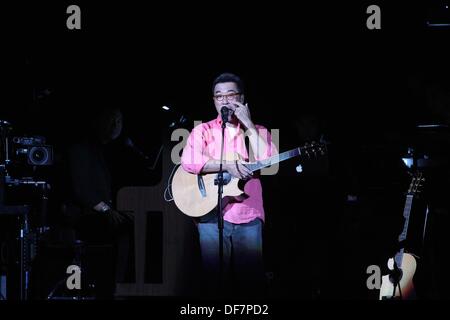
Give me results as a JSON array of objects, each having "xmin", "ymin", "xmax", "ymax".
[{"xmin": 181, "ymin": 115, "xmax": 275, "ymax": 224}]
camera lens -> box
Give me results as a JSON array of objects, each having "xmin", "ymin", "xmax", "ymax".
[
  {"xmin": 33, "ymin": 149, "xmax": 45, "ymax": 161},
  {"xmin": 29, "ymin": 146, "xmax": 49, "ymax": 165}
]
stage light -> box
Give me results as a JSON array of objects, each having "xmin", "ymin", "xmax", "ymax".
[{"xmin": 402, "ymin": 157, "xmax": 413, "ymax": 169}]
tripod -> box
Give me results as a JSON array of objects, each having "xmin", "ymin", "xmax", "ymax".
[{"xmin": 47, "ymin": 239, "xmax": 95, "ymax": 300}]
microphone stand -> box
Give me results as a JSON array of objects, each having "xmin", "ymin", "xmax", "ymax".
[{"xmin": 215, "ymin": 107, "xmax": 228, "ymax": 296}]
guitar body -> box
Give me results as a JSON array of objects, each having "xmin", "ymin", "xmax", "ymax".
[
  {"xmin": 379, "ymin": 253, "xmax": 417, "ymax": 300},
  {"xmin": 171, "ymin": 165, "xmax": 244, "ymax": 217}
]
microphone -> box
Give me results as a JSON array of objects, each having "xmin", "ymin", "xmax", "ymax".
[
  {"xmin": 123, "ymin": 137, "xmax": 149, "ymax": 161},
  {"xmin": 221, "ymin": 106, "xmax": 229, "ymax": 124}
]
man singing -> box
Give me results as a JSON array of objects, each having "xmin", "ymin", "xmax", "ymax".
[{"xmin": 181, "ymin": 72, "xmax": 276, "ymax": 297}]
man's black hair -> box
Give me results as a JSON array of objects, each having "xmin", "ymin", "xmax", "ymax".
[{"xmin": 212, "ymin": 72, "xmax": 244, "ymax": 95}]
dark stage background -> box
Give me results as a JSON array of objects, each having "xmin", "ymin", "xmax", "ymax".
[{"xmin": 2, "ymin": 1, "xmax": 450, "ymax": 300}]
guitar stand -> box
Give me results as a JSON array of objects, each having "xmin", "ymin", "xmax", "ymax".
[{"xmin": 387, "ymin": 261, "xmax": 403, "ymax": 300}]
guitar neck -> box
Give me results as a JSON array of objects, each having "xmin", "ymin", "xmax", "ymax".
[
  {"xmin": 398, "ymin": 195, "xmax": 414, "ymax": 243},
  {"xmin": 392, "ymin": 173, "xmax": 423, "ymax": 271},
  {"xmin": 394, "ymin": 248, "xmax": 405, "ymax": 269},
  {"xmin": 247, "ymin": 147, "xmax": 301, "ymax": 172},
  {"xmin": 395, "ymin": 194, "xmax": 414, "ymax": 266}
]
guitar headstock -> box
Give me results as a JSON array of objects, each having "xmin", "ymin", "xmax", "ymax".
[
  {"xmin": 407, "ymin": 171, "xmax": 425, "ymax": 196},
  {"xmin": 301, "ymin": 141, "xmax": 328, "ymax": 158}
]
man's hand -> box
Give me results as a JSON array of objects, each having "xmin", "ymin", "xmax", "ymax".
[
  {"xmin": 229, "ymin": 101, "xmax": 271, "ymax": 161},
  {"xmin": 229, "ymin": 102, "xmax": 254, "ymax": 129},
  {"xmin": 225, "ymin": 160, "xmax": 253, "ymax": 180}
]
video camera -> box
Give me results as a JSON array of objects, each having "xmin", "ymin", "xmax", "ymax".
[{"xmin": 11, "ymin": 136, "xmax": 53, "ymax": 166}]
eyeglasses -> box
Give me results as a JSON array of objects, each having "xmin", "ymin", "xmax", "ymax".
[{"xmin": 214, "ymin": 92, "xmax": 241, "ymax": 102}]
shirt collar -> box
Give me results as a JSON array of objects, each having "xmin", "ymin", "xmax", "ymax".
[
  {"xmin": 216, "ymin": 114, "xmax": 241, "ymax": 131},
  {"xmin": 216, "ymin": 115, "xmax": 241, "ymax": 140}
]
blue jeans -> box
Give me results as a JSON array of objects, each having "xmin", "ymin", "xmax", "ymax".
[{"xmin": 197, "ymin": 218, "xmax": 265, "ymax": 298}]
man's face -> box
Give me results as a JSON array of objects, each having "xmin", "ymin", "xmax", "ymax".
[
  {"xmin": 213, "ymin": 82, "xmax": 244, "ymax": 122},
  {"xmin": 109, "ymin": 110, "xmax": 123, "ymax": 140},
  {"xmin": 98, "ymin": 109, "xmax": 123, "ymax": 142}
]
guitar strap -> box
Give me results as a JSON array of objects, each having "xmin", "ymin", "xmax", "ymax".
[
  {"xmin": 197, "ymin": 175, "xmax": 207, "ymax": 198},
  {"xmin": 244, "ymin": 135, "xmax": 251, "ymax": 162}
]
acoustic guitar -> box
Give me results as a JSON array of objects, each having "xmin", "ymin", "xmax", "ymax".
[
  {"xmin": 170, "ymin": 142, "xmax": 327, "ymax": 217},
  {"xmin": 379, "ymin": 171, "xmax": 424, "ymax": 300}
]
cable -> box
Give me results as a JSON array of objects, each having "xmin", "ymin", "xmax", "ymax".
[
  {"xmin": 148, "ymin": 145, "xmax": 164, "ymax": 170},
  {"xmin": 164, "ymin": 164, "xmax": 179, "ymax": 202},
  {"xmin": 0, "ymin": 242, "xmax": 6, "ymax": 265}
]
